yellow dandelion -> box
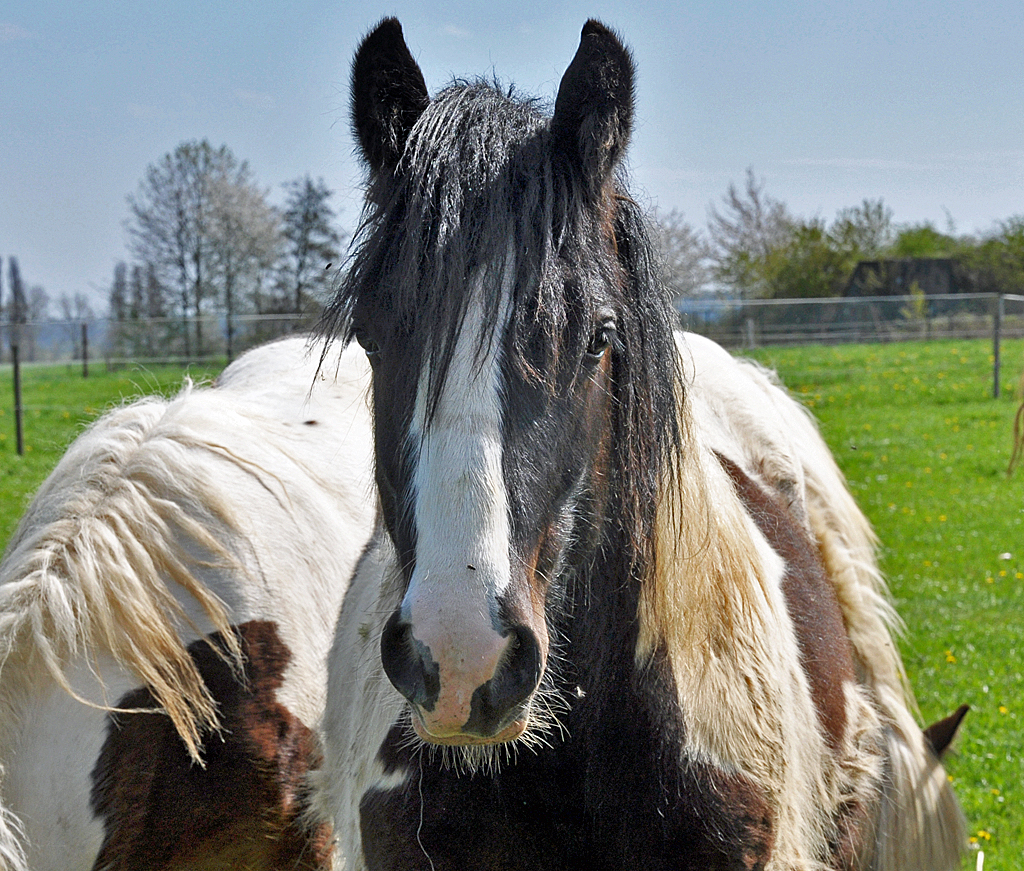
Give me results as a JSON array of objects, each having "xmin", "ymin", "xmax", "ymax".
[{"xmin": 999, "ymin": 706, "xmax": 1008, "ymax": 715}]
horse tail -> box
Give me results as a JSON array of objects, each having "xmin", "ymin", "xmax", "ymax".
[
  {"xmin": 0, "ymin": 395, "xmax": 242, "ymax": 765},
  {"xmin": 790, "ymin": 407, "xmax": 966, "ymax": 870}
]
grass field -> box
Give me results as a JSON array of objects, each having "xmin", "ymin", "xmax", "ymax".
[{"xmin": 1, "ymin": 339, "xmax": 1022, "ymax": 869}]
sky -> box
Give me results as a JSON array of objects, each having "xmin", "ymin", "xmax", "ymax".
[{"xmin": 2, "ymin": 0, "xmax": 1023, "ymax": 311}]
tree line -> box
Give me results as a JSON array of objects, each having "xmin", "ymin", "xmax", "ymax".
[
  {"xmin": 4, "ymin": 155, "xmax": 1023, "ymax": 353},
  {"xmin": 657, "ymin": 168, "xmax": 1024, "ymax": 301}
]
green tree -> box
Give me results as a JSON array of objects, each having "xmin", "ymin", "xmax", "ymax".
[
  {"xmin": 960, "ymin": 216, "xmax": 1024, "ymax": 294},
  {"xmin": 763, "ymin": 219, "xmax": 851, "ymax": 299},
  {"xmin": 829, "ymin": 198, "xmax": 894, "ymax": 261},
  {"xmin": 889, "ymin": 222, "xmax": 958, "ymax": 258}
]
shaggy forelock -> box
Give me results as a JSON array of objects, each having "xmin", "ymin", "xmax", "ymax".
[{"xmin": 321, "ymin": 76, "xmax": 683, "ymax": 578}]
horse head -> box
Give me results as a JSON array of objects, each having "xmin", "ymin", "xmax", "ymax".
[{"xmin": 328, "ymin": 18, "xmax": 679, "ymax": 748}]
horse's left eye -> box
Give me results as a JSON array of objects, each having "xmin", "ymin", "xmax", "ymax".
[{"xmin": 586, "ymin": 324, "xmax": 616, "ymax": 360}]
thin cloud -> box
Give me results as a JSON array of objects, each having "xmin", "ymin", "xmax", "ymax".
[
  {"xmin": 783, "ymin": 157, "xmax": 930, "ymax": 172},
  {"xmin": 0, "ymin": 22, "xmax": 32, "ymax": 43},
  {"xmin": 440, "ymin": 24, "xmax": 472, "ymax": 39},
  {"xmin": 234, "ymin": 89, "xmax": 276, "ymax": 111}
]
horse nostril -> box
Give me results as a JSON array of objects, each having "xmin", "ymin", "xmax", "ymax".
[
  {"xmin": 465, "ymin": 625, "xmax": 543, "ymax": 737},
  {"xmin": 380, "ymin": 610, "xmax": 440, "ymax": 712}
]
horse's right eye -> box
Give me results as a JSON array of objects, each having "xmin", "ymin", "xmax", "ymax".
[{"xmin": 353, "ymin": 329, "xmax": 381, "ymax": 359}]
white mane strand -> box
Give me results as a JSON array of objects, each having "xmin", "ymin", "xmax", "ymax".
[{"xmin": 0, "ymin": 388, "xmax": 247, "ymax": 763}]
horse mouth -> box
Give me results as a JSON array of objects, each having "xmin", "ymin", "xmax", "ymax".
[{"xmin": 409, "ymin": 706, "xmax": 529, "ymax": 746}]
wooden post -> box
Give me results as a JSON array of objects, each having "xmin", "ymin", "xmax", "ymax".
[
  {"xmin": 12, "ymin": 343, "xmax": 24, "ymax": 456},
  {"xmin": 994, "ymin": 293, "xmax": 1004, "ymax": 399},
  {"xmin": 81, "ymin": 322, "xmax": 89, "ymax": 378}
]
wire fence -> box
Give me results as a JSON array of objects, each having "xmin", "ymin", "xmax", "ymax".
[
  {"xmin": 679, "ymin": 292, "xmax": 1024, "ymax": 349},
  {"xmin": 0, "ymin": 312, "xmax": 315, "ymax": 371}
]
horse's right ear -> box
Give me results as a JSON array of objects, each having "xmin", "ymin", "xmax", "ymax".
[
  {"xmin": 351, "ymin": 18, "xmax": 430, "ymax": 174},
  {"xmin": 550, "ymin": 20, "xmax": 635, "ymax": 200}
]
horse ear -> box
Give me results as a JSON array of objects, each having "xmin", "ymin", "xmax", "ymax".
[
  {"xmin": 551, "ymin": 20, "xmax": 635, "ymax": 198},
  {"xmin": 351, "ymin": 18, "xmax": 430, "ymax": 174},
  {"xmin": 923, "ymin": 703, "xmax": 969, "ymax": 758}
]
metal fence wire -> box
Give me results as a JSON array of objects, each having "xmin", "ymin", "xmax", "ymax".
[
  {"xmin": 0, "ymin": 312, "xmax": 315, "ymax": 369},
  {"xmin": 678, "ymin": 292, "xmax": 1024, "ymax": 350}
]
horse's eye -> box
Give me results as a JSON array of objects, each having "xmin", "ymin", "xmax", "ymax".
[
  {"xmin": 585, "ymin": 324, "xmax": 616, "ymax": 360},
  {"xmin": 353, "ymin": 328, "xmax": 381, "ymax": 359}
]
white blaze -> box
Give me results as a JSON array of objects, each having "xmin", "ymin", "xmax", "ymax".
[{"xmin": 402, "ymin": 269, "xmax": 514, "ymax": 696}]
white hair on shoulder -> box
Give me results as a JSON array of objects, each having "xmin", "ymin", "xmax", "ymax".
[{"xmin": 732, "ymin": 354, "xmax": 966, "ymax": 871}]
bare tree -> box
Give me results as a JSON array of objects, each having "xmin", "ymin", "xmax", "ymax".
[
  {"xmin": 207, "ymin": 168, "xmax": 281, "ymax": 358},
  {"xmin": 276, "ymin": 176, "xmax": 342, "ymax": 314},
  {"xmin": 654, "ymin": 209, "xmax": 709, "ymax": 298},
  {"xmin": 56, "ymin": 291, "xmax": 94, "ymax": 321},
  {"xmin": 708, "ymin": 168, "xmax": 793, "ymax": 298},
  {"xmin": 126, "ymin": 140, "xmax": 256, "ymax": 355}
]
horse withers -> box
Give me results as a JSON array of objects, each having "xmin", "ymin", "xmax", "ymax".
[
  {"xmin": 0, "ymin": 338, "xmax": 375, "ymax": 870},
  {"xmin": 313, "ymin": 18, "xmax": 967, "ymax": 871}
]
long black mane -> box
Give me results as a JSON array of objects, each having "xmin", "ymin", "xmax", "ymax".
[{"xmin": 319, "ymin": 71, "xmax": 682, "ymax": 582}]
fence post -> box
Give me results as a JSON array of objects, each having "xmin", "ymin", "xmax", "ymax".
[
  {"xmin": 12, "ymin": 342, "xmax": 24, "ymax": 456},
  {"xmin": 81, "ymin": 322, "xmax": 89, "ymax": 378},
  {"xmin": 993, "ymin": 293, "xmax": 1004, "ymax": 399}
]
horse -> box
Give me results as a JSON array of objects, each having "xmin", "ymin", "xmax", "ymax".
[
  {"xmin": 312, "ymin": 18, "xmax": 967, "ymax": 870},
  {"xmin": 0, "ymin": 337, "xmax": 376, "ymax": 870}
]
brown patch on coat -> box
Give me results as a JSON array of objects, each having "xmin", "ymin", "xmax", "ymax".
[
  {"xmin": 718, "ymin": 455, "xmax": 855, "ymax": 751},
  {"xmin": 90, "ymin": 620, "xmax": 333, "ymax": 871}
]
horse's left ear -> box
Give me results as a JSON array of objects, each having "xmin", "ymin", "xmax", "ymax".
[{"xmin": 551, "ymin": 20, "xmax": 635, "ymax": 199}]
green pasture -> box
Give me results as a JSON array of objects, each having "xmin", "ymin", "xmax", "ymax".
[
  {"xmin": 1, "ymin": 339, "xmax": 1022, "ymax": 868},
  {"xmin": 0, "ymin": 360, "xmax": 223, "ymax": 546}
]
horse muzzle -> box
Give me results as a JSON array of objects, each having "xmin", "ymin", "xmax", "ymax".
[{"xmin": 380, "ymin": 609, "xmax": 544, "ymax": 744}]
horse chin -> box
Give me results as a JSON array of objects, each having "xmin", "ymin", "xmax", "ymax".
[{"xmin": 410, "ymin": 710, "xmax": 528, "ymax": 746}]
